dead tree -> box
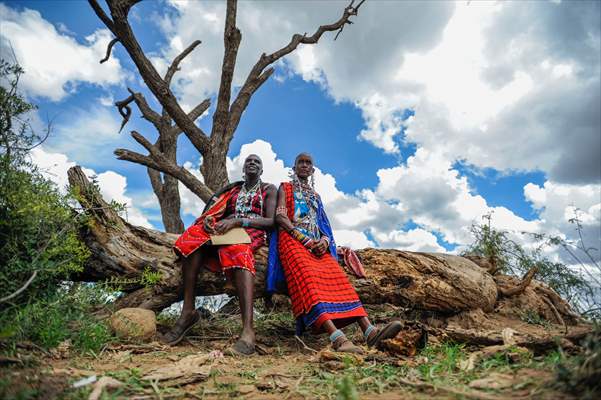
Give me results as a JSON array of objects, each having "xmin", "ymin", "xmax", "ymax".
[
  {"xmin": 69, "ymin": 165, "xmax": 592, "ymax": 349},
  {"xmin": 89, "ymin": 0, "xmax": 367, "ymax": 210}
]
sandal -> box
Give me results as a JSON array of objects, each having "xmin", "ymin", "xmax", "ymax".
[
  {"xmin": 366, "ymin": 321, "xmax": 402, "ymax": 348},
  {"xmin": 160, "ymin": 311, "xmax": 200, "ymax": 346},
  {"xmin": 332, "ymin": 336, "xmax": 364, "ymax": 354},
  {"xmin": 227, "ymin": 339, "xmax": 256, "ymax": 356}
]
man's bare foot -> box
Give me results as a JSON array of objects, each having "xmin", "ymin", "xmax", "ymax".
[
  {"xmin": 239, "ymin": 329, "xmax": 255, "ymax": 348},
  {"xmin": 160, "ymin": 310, "xmax": 200, "ymax": 346}
]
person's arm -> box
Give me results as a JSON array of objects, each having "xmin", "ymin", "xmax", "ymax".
[
  {"xmin": 274, "ymin": 185, "xmax": 318, "ymax": 249},
  {"xmin": 275, "ymin": 185, "xmax": 295, "ymax": 232},
  {"xmin": 214, "ymin": 184, "xmax": 277, "ymax": 233},
  {"xmin": 245, "ymin": 183, "xmax": 276, "ymax": 229}
]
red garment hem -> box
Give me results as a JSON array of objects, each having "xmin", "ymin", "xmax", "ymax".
[{"xmin": 312, "ymin": 307, "xmax": 368, "ymax": 331}]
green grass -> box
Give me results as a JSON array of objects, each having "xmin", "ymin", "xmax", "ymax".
[
  {"xmin": 520, "ymin": 310, "xmax": 552, "ymax": 328},
  {"xmin": 0, "ymin": 283, "xmax": 115, "ymax": 354}
]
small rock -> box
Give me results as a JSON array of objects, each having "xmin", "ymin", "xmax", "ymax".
[
  {"xmin": 238, "ymin": 384, "xmax": 256, "ymax": 394},
  {"xmin": 110, "ymin": 308, "xmax": 156, "ymax": 341},
  {"xmin": 469, "ymin": 373, "xmax": 514, "ymax": 390}
]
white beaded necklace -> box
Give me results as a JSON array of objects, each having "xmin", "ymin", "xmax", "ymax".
[{"xmin": 235, "ymin": 180, "xmax": 263, "ymax": 218}]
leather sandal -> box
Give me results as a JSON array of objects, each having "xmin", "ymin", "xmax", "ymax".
[
  {"xmin": 227, "ymin": 339, "xmax": 256, "ymax": 356},
  {"xmin": 332, "ymin": 336, "xmax": 364, "ymax": 354},
  {"xmin": 160, "ymin": 311, "xmax": 200, "ymax": 346},
  {"xmin": 366, "ymin": 321, "xmax": 402, "ymax": 348}
]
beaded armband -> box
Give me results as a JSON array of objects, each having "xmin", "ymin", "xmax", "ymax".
[{"xmin": 291, "ymin": 228, "xmax": 314, "ymax": 247}]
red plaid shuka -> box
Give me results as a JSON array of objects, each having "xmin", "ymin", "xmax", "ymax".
[
  {"xmin": 278, "ymin": 182, "xmax": 367, "ymax": 332},
  {"xmin": 174, "ymin": 183, "xmax": 268, "ymax": 277}
]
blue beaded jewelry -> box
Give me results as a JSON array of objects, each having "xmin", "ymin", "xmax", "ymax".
[
  {"xmin": 329, "ymin": 329, "xmax": 345, "ymax": 343},
  {"xmin": 364, "ymin": 324, "xmax": 376, "ymax": 340}
]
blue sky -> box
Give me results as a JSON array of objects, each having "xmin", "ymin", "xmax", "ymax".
[{"xmin": 1, "ymin": 0, "xmax": 599, "ymax": 260}]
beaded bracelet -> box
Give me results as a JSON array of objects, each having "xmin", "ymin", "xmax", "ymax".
[{"xmin": 292, "ymin": 228, "xmax": 313, "ymax": 247}]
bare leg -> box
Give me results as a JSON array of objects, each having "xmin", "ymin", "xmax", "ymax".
[
  {"xmin": 161, "ymin": 250, "xmax": 203, "ymax": 344},
  {"xmin": 357, "ymin": 317, "xmax": 371, "ymax": 333},
  {"xmin": 322, "ymin": 320, "xmax": 338, "ymax": 336},
  {"xmin": 233, "ymin": 268, "xmax": 255, "ymax": 346},
  {"xmin": 181, "ymin": 250, "xmax": 203, "ymax": 316}
]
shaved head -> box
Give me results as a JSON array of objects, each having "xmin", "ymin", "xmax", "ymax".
[{"xmin": 294, "ymin": 152, "xmax": 313, "ymax": 166}]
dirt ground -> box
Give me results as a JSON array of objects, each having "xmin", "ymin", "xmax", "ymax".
[{"xmin": 1, "ymin": 312, "xmax": 582, "ymax": 400}]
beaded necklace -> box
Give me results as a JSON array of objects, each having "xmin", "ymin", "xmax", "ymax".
[
  {"xmin": 235, "ymin": 180, "xmax": 263, "ymax": 219},
  {"xmin": 293, "ymin": 177, "xmax": 320, "ymax": 239}
]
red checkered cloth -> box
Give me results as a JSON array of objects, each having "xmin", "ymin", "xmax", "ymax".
[
  {"xmin": 278, "ymin": 182, "xmax": 367, "ymax": 331},
  {"xmin": 174, "ymin": 183, "xmax": 268, "ymax": 277}
]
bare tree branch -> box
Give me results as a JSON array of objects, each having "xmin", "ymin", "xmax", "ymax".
[
  {"xmin": 115, "ymin": 147, "xmax": 159, "ymax": 168},
  {"xmin": 0, "ymin": 270, "xmax": 38, "ymax": 303},
  {"xmin": 164, "ymin": 40, "xmax": 202, "ymax": 85},
  {"xmin": 116, "ymin": 131, "xmax": 214, "ymax": 201},
  {"xmin": 126, "ymin": 89, "xmax": 162, "ymax": 127},
  {"xmin": 250, "ymin": 0, "xmax": 365, "ymax": 77},
  {"xmin": 211, "ymin": 0, "xmax": 241, "ymax": 147},
  {"xmin": 187, "ymin": 98, "xmax": 211, "ymax": 122},
  {"xmin": 100, "ymin": 38, "xmax": 119, "ymax": 64},
  {"xmin": 110, "ymin": 0, "xmax": 143, "ymax": 17},
  {"xmin": 88, "ymin": 0, "xmax": 115, "ymax": 33},
  {"xmin": 97, "ymin": 0, "xmax": 210, "ymax": 154},
  {"xmin": 167, "ymin": 98, "xmax": 211, "ymax": 137},
  {"xmin": 226, "ymin": 67, "xmax": 274, "ymax": 139},
  {"xmin": 224, "ymin": 0, "xmax": 365, "ymax": 150},
  {"xmin": 114, "ymin": 94, "xmax": 134, "ymax": 133}
]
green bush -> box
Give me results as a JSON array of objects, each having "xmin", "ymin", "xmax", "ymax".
[
  {"xmin": 0, "ymin": 283, "xmax": 115, "ymax": 352},
  {"xmin": 0, "ymin": 59, "xmax": 89, "ymax": 306},
  {"xmin": 0, "ymin": 60, "xmax": 111, "ymax": 352},
  {"xmin": 463, "ymin": 213, "xmax": 594, "ymax": 314}
]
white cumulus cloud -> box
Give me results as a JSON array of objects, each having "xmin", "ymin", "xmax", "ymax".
[{"xmin": 0, "ymin": 4, "xmax": 126, "ymax": 101}]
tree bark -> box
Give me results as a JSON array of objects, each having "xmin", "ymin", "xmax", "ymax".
[
  {"xmin": 90, "ymin": 0, "xmax": 368, "ymax": 199},
  {"xmin": 147, "ymin": 119, "xmax": 185, "ymax": 234},
  {"xmin": 69, "ymin": 165, "xmax": 591, "ymax": 348},
  {"xmin": 69, "ymin": 166, "xmax": 495, "ymax": 314}
]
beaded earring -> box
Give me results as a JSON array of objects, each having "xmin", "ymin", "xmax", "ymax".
[{"xmin": 310, "ymin": 174, "xmax": 315, "ymax": 189}]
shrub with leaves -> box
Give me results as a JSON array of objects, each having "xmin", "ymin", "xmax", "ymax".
[
  {"xmin": 0, "ymin": 60, "xmax": 89, "ymax": 306},
  {"xmin": 0, "ymin": 60, "xmax": 100, "ymax": 352},
  {"xmin": 1, "ymin": 283, "xmax": 114, "ymax": 352},
  {"xmin": 463, "ymin": 213, "xmax": 595, "ymax": 314}
]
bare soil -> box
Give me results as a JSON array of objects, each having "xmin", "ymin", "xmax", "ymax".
[{"xmin": 2, "ymin": 311, "xmax": 582, "ymax": 400}]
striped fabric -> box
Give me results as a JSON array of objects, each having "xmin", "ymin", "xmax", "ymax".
[{"xmin": 278, "ymin": 182, "xmax": 367, "ymax": 332}]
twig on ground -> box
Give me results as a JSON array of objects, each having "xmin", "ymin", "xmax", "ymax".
[
  {"xmin": 397, "ymin": 377, "xmax": 504, "ymax": 400},
  {"xmin": 0, "ymin": 270, "xmax": 38, "ymax": 303},
  {"xmin": 285, "ymin": 375, "xmax": 305, "ymax": 400},
  {"xmin": 294, "ymin": 335, "xmax": 318, "ymax": 353},
  {"xmin": 541, "ymin": 296, "xmax": 568, "ymax": 334}
]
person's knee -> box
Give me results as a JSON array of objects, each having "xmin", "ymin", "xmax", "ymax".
[{"xmin": 233, "ymin": 268, "xmax": 254, "ymax": 282}]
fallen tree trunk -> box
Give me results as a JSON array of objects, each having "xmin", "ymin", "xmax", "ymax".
[
  {"xmin": 67, "ymin": 165, "xmax": 585, "ymax": 339},
  {"xmin": 68, "ymin": 166, "xmax": 500, "ymax": 314}
]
